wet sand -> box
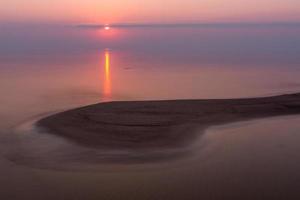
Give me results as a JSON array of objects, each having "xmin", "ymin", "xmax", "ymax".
[{"xmin": 37, "ymin": 93, "xmax": 300, "ymax": 153}]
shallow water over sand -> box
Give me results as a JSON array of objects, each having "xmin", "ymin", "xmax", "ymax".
[{"xmin": 2, "ymin": 115, "xmax": 300, "ymax": 199}]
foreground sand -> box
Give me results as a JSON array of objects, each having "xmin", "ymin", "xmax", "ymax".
[{"xmin": 37, "ymin": 93, "xmax": 300, "ymax": 150}]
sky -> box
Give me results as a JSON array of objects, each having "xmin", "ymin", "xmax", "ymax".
[{"xmin": 0, "ymin": 0, "xmax": 300, "ymax": 24}]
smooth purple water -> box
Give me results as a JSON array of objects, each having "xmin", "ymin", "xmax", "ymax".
[{"xmin": 1, "ymin": 24, "xmax": 300, "ymax": 200}]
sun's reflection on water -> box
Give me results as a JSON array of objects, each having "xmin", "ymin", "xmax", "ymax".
[{"xmin": 102, "ymin": 49, "xmax": 112, "ymax": 101}]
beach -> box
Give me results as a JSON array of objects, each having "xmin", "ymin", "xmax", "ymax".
[{"xmin": 38, "ymin": 93, "xmax": 300, "ymax": 157}]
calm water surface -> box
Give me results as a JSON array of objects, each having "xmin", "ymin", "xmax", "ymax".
[{"xmin": 1, "ymin": 24, "xmax": 300, "ymax": 199}]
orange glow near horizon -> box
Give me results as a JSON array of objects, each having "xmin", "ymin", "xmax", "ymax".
[
  {"xmin": 1, "ymin": 0, "xmax": 300, "ymax": 24},
  {"xmin": 98, "ymin": 25, "xmax": 121, "ymax": 39},
  {"xmin": 103, "ymin": 50, "xmax": 112, "ymax": 101}
]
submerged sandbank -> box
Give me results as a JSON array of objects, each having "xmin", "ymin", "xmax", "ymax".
[{"xmin": 37, "ymin": 93, "xmax": 300, "ymax": 151}]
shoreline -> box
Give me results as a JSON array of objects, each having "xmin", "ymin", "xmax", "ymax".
[{"xmin": 37, "ymin": 93, "xmax": 300, "ymax": 151}]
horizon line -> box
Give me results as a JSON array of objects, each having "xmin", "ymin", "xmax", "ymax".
[{"xmin": 75, "ymin": 22, "xmax": 300, "ymax": 29}]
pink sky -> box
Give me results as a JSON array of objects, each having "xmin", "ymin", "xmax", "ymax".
[{"xmin": 1, "ymin": 0, "xmax": 300, "ymax": 24}]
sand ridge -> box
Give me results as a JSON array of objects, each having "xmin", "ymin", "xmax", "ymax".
[{"xmin": 37, "ymin": 93, "xmax": 300, "ymax": 150}]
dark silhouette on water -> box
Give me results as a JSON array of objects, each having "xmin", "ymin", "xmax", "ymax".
[{"xmin": 38, "ymin": 93, "xmax": 300, "ymax": 152}]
